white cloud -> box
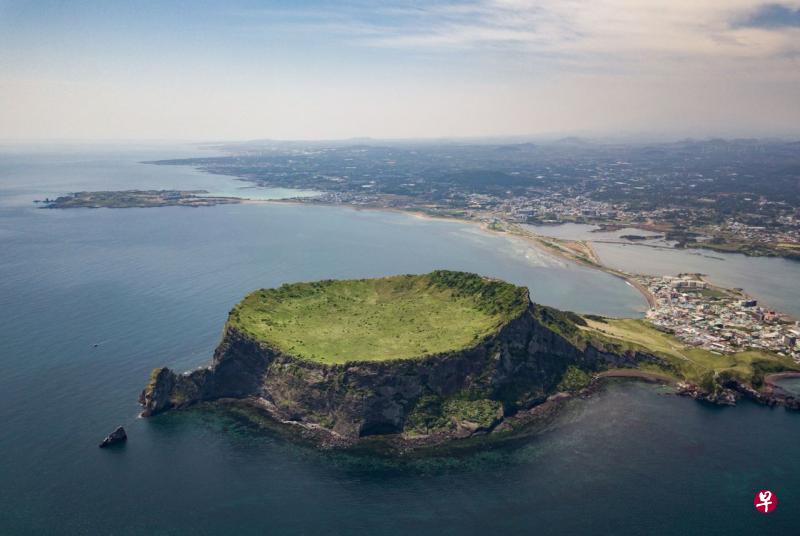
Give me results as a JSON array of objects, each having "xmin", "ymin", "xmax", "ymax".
[{"xmin": 344, "ymin": 0, "xmax": 800, "ymax": 68}]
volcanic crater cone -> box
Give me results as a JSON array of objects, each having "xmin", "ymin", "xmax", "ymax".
[{"xmin": 139, "ymin": 271, "xmax": 644, "ymax": 446}]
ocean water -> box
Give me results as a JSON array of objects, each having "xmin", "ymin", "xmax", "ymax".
[
  {"xmin": 0, "ymin": 143, "xmax": 319, "ymax": 207},
  {"xmin": 1, "ymin": 147, "xmax": 798, "ymax": 534}
]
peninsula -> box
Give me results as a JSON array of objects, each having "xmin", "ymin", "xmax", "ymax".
[{"xmin": 140, "ymin": 271, "xmax": 800, "ymax": 449}]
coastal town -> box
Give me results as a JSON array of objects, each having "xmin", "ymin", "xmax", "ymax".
[
  {"xmin": 301, "ymin": 188, "xmax": 800, "ymax": 260},
  {"xmin": 154, "ymin": 138, "xmax": 800, "ymax": 261},
  {"xmin": 636, "ymin": 273, "xmax": 800, "ymax": 360}
]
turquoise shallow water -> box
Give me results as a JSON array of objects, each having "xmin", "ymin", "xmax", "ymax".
[{"xmin": 0, "ymin": 147, "xmax": 798, "ymax": 534}]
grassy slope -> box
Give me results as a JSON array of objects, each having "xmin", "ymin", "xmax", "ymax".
[
  {"xmin": 228, "ymin": 271, "xmax": 527, "ymax": 364},
  {"xmin": 581, "ymin": 317, "xmax": 800, "ymax": 386}
]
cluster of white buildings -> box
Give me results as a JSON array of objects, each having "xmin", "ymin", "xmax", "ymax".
[{"xmin": 640, "ymin": 274, "xmax": 800, "ymax": 361}]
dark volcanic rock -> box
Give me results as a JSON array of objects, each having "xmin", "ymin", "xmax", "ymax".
[
  {"xmin": 784, "ymin": 397, "xmax": 800, "ymax": 411},
  {"xmin": 676, "ymin": 378, "xmax": 800, "ymax": 410},
  {"xmin": 99, "ymin": 426, "xmax": 127, "ymax": 448},
  {"xmin": 138, "ymin": 368, "xmax": 176, "ymax": 417},
  {"xmin": 725, "ymin": 378, "xmax": 800, "ymax": 410},
  {"xmin": 676, "ymin": 382, "xmax": 738, "ymax": 406},
  {"xmin": 139, "ymin": 297, "xmax": 671, "ymax": 446}
]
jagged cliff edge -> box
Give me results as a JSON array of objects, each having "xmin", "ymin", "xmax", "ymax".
[{"xmin": 139, "ymin": 297, "xmax": 676, "ymax": 446}]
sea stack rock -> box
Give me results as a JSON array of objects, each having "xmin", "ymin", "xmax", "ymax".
[{"xmin": 99, "ymin": 426, "xmax": 127, "ymax": 448}]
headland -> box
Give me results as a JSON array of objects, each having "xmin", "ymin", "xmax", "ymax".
[{"xmin": 140, "ymin": 271, "xmax": 800, "ymax": 450}]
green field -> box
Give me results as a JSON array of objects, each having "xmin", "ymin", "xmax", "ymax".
[
  {"xmin": 581, "ymin": 317, "xmax": 799, "ymax": 386},
  {"xmin": 228, "ymin": 271, "xmax": 528, "ymax": 364}
]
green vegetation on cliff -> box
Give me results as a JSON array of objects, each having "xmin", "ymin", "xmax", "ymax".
[
  {"xmin": 556, "ymin": 366, "xmax": 591, "ymax": 391},
  {"xmin": 405, "ymin": 394, "xmax": 503, "ymax": 435},
  {"xmin": 580, "ymin": 317, "xmax": 800, "ymax": 386},
  {"xmin": 522, "ymin": 304, "xmax": 797, "ymax": 391},
  {"xmin": 531, "ymin": 304, "xmax": 587, "ymax": 345},
  {"xmin": 228, "ymin": 271, "xmax": 529, "ymax": 364}
]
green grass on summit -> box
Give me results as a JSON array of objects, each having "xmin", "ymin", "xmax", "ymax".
[{"xmin": 227, "ymin": 271, "xmax": 529, "ymax": 364}]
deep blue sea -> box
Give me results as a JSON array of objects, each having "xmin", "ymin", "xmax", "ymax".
[{"xmin": 1, "ymin": 145, "xmax": 798, "ymax": 534}]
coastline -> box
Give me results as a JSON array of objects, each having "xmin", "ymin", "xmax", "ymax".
[
  {"xmin": 509, "ymin": 227, "xmax": 657, "ymax": 309},
  {"xmin": 264, "ymin": 200, "xmax": 800, "ymax": 320},
  {"xmin": 45, "ymin": 189, "xmax": 789, "ymax": 320},
  {"xmin": 249, "ymin": 197, "xmax": 660, "ymax": 310}
]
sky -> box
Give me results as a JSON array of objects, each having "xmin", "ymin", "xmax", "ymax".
[{"xmin": 1, "ymin": 0, "xmax": 800, "ymax": 141}]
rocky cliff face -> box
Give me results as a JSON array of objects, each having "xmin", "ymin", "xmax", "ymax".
[{"xmin": 140, "ymin": 299, "xmax": 667, "ymax": 443}]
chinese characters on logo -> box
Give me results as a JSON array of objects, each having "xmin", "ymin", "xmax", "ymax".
[{"xmin": 754, "ymin": 490, "xmax": 777, "ymax": 514}]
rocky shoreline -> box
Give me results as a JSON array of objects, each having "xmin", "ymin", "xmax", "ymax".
[
  {"xmin": 140, "ymin": 294, "xmax": 677, "ymax": 449},
  {"xmin": 140, "ymin": 351, "xmax": 800, "ymax": 451},
  {"xmin": 676, "ymin": 378, "xmax": 800, "ymax": 410}
]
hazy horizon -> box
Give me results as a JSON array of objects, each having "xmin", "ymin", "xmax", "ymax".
[
  {"xmin": 2, "ymin": 0, "xmax": 800, "ymax": 141},
  {"xmin": 2, "ymin": 133, "xmax": 799, "ymax": 147}
]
